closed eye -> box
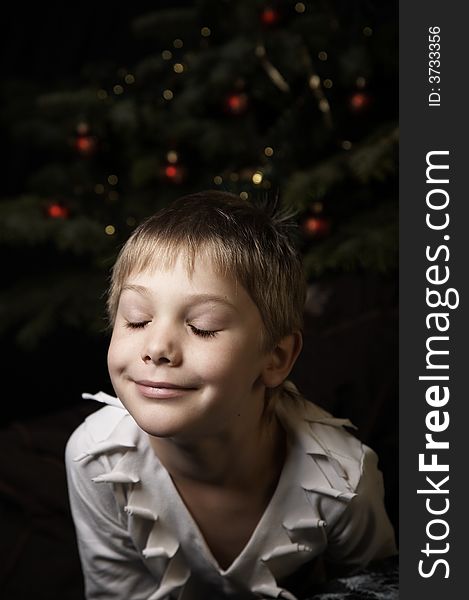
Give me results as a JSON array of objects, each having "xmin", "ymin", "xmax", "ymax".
[
  {"xmin": 124, "ymin": 321, "xmax": 218, "ymax": 338},
  {"xmin": 188, "ymin": 325, "xmax": 218, "ymax": 338},
  {"xmin": 125, "ymin": 321, "xmax": 150, "ymax": 329}
]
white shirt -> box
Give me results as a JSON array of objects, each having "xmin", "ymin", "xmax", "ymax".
[{"xmin": 65, "ymin": 389, "xmax": 396, "ymax": 600}]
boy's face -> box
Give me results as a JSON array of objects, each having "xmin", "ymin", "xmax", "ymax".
[{"xmin": 107, "ymin": 252, "xmax": 274, "ymax": 442}]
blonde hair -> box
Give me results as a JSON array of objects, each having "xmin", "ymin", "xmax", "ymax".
[{"xmin": 107, "ymin": 190, "xmax": 307, "ymax": 409}]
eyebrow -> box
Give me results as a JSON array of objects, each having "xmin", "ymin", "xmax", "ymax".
[
  {"xmin": 121, "ymin": 284, "xmax": 239, "ymax": 312},
  {"xmin": 121, "ymin": 284, "xmax": 152, "ymax": 297}
]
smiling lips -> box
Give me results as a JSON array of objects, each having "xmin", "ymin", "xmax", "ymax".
[{"xmin": 134, "ymin": 380, "xmax": 196, "ymax": 399}]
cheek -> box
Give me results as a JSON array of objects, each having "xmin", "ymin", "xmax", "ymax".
[
  {"xmin": 200, "ymin": 336, "xmax": 263, "ymax": 384},
  {"xmin": 107, "ymin": 343, "xmax": 118, "ymax": 377},
  {"xmin": 107, "ymin": 331, "xmax": 128, "ymax": 374}
]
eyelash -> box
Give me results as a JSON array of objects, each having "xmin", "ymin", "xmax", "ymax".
[
  {"xmin": 124, "ymin": 321, "xmax": 218, "ymax": 339},
  {"xmin": 125, "ymin": 321, "xmax": 148, "ymax": 330},
  {"xmin": 190, "ymin": 325, "xmax": 218, "ymax": 338}
]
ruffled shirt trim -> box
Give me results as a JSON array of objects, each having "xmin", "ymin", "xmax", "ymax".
[{"xmin": 73, "ymin": 385, "xmax": 365, "ymax": 599}]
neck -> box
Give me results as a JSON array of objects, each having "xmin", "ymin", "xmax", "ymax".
[{"xmin": 148, "ymin": 412, "xmax": 286, "ymax": 492}]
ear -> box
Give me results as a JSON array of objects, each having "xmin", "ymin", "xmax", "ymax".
[{"xmin": 261, "ymin": 331, "xmax": 303, "ymax": 389}]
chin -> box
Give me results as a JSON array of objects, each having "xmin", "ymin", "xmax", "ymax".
[{"xmin": 125, "ymin": 404, "xmax": 193, "ymax": 439}]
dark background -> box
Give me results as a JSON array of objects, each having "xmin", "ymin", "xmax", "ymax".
[
  {"xmin": 0, "ymin": 0, "xmax": 397, "ymax": 422},
  {"xmin": 0, "ymin": 2, "xmax": 185, "ymax": 423},
  {"xmin": 0, "ymin": 2, "xmax": 397, "ymax": 597}
]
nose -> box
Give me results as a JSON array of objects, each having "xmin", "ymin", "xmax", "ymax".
[{"xmin": 140, "ymin": 320, "xmax": 182, "ymax": 366}]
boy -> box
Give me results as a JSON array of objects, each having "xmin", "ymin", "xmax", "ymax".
[{"xmin": 66, "ymin": 190, "xmax": 396, "ymax": 599}]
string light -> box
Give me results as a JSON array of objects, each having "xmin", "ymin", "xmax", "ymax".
[
  {"xmin": 363, "ymin": 26, "xmax": 373, "ymax": 36},
  {"xmin": 303, "ymin": 47, "xmax": 332, "ymax": 129},
  {"xmin": 239, "ymin": 191, "xmax": 249, "ymax": 200},
  {"xmin": 319, "ymin": 98, "xmax": 330, "ymax": 112},
  {"xmin": 113, "ymin": 84, "xmax": 124, "ymax": 95},
  {"xmin": 173, "ymin": 39, "xmax": 183, "ymax": 48},
  {"xmin": 309, "ymin": 75, "xmax": 320, "ymax": 89},
  {"xmin": 213, "ymin": 175, "xmax": 223, "ymax": 185},
  {"xmin": 166, "ymin": 151, "xmax": 178, "ymax": 163},
  {"xmin": 264, "ymin": 146, "xmax": 274, "ymax": 157},
  {"xmin": 108, "ymin": 191, "xmax": 119, "ymax": 202},
  {"xmin": 201, "ymin": 27, "xmax": 211, "ymax": 37},
  {"xmin": 324, "ymin": 79, "xmax": 333, "ymax": 88},
  {"xmin": 105, "ymin": 225, "xmax": 116, "ymax": 235},
  {"xmin": 94, "ymin": 184, "xmax": 105, "ymax": 194},
  {"xmin": 97, "ymin": 89, "xmax": 108, "ymax": 100},
  {"xmin": 126, "ymin": 217, "xmax": 136, "ymax": 227},
  {"xmin": 162, "ymin": 50, "xmax": 172, "ymax": 60},
  {"xmin": 356, "ymin": 76, "xmax": 366, "ymax": 88},
  {"xmin": 341, "ymin": 140, "xmax": 352, "ymax": 150},
  {"xmin": 252, "ymin": 171, "xmax": 263, "ymax": 184},
  {"xmin": 163, "ymin": 89, "xmax": 174, "ymax": 100},
  {"xmin": 107, "ymin": 175, "xmax": 118, "ymax": 185},
  {"xmin": 173, "ymin": 63, "xmax": 184, "ymax": 73},
  {"xmin": 76, "ymin": 122, "xmax": 89, "ymax": 135},
  {"xmin": 295, "ymin": 2, "xmax": 306, "ymax": 13},
  {"xmin": 124, "ymin": 74, "xmax": 135, "ymax": 84}
]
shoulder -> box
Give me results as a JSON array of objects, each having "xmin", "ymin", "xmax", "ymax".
[
  {"xmin": 65, "ymin": 404, "xmax": 131, "ymax": 461},
  {"xmin": 276, "ymin": 392, "xmax": 397, "ymax": 566},
  {"xmin": 65, "ymin": 394, "xmax": 145, "ymax": 489},
  {"xmin": 277, "ymin": 393, "xmax": 372, "ymax": 495}
]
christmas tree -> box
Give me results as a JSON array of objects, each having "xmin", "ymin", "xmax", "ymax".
[{"xmin": 0, "ymin": 0, "xmax": 397, "ymax": 407}]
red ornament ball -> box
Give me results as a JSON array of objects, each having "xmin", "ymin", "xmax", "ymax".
[
  {"xmin": 165, "ymin": 165, "xmax": 178, "ymax": 178},
  {"xmin": 261, "ymin": 7, "xmax": 280, "ymax": 26},
  {"xmin": 164, "ymin": 163, "xmax": 185, "ymax": 184},
  {"xmin": 225, "ymin": 92, "xmax": 249, "ymax": 115},
  {"xmin": 75, "ymin": 134, "xmax": 97, "ymax": 156},
  {"xmin": 47, "ymin": 203, "xmax": 69, "ymax": 219},
  {"xmin": 304, "ymin": 216, "xmax": 330, "ymax": 237},
  {"xmin": 349, "ymin": 92, "xmax": 371, "ymax": 112}
]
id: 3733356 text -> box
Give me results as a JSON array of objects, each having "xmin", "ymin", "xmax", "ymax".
[{"xmin": 428, "ymin": 26, "xmax": 441, "ymax": 107}]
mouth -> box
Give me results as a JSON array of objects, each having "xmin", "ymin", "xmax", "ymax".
[
  {"xmin": 135, "ymin": 380, "xmax": 196, "ymax": 389},
  {"xmin": 134, "ymin": 380, "xmax": 197, "ymax": 399}
]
